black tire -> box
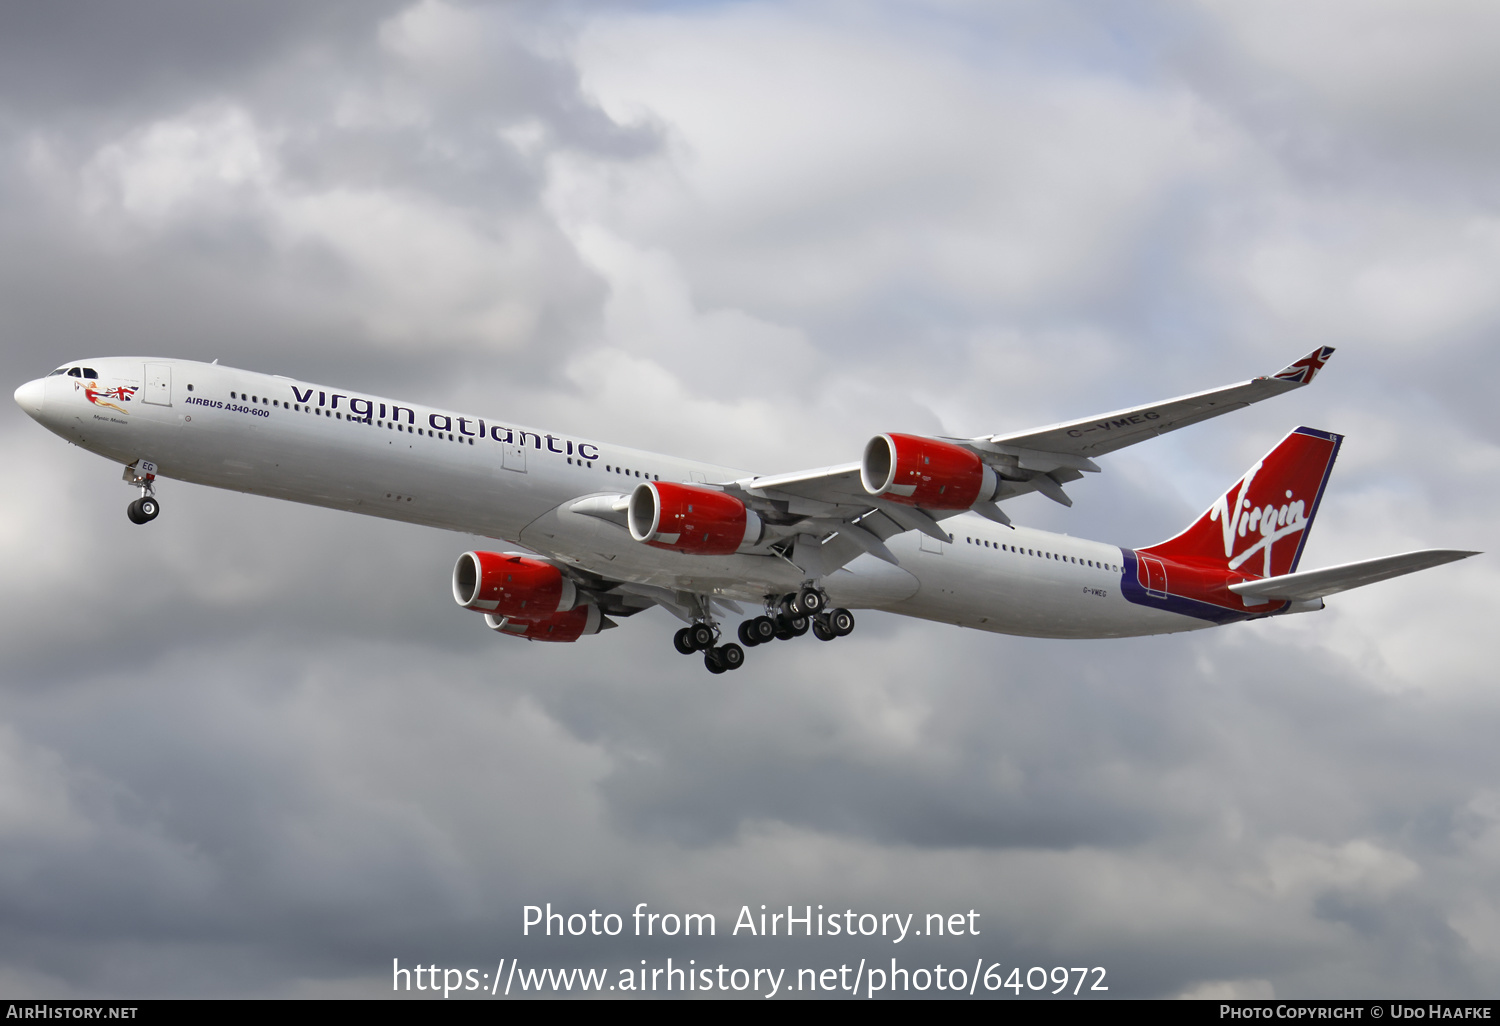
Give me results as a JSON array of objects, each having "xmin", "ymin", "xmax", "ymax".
[
  {"xmin": 737, "ymin": 621, "xmax": 760, "ymax": 647},
  {"xmin": 811, "ymin": 618, "xmax": 835, "ymax": 642},
  {"xmin": 719, "ymin": 643, "xmax": 744, "ymax": 670},
  {"xmin": 690, "ymin": 624, "xmax": 715, "ymax": 650},
  {"xmin": 781, "ymin": 593, "xmax": 803, "ymax": 617},
  {"xmin": 674, "ymin": 627, "xmax": 697, "ymax": 655},
  {"xmin": 773, "ymin": 626, "xmax": 794, "ymax": 642},
  {"xmin": 787, "ymin": 615, "xmax": 809, "ymax": 637},
  {"xmin": 704, "ymin": 651, "xmax": 726, "ymax": 674},
  {"xmin": 751, "ymin": 616, "xmax": 777, "ymax": 643},
  {"xmin": 798, "ymin": 587, "xmax": 824, "ymax": 614},
  {"xmin": 827, "ymin": 608, "xmax": 855, "ymax": 637},
  {"xmin": 126, "ymin": 498, "xmax": 146, "ymax": 524},
  {"xmin": 138, "ymin": 496, "xmax": 159, "ymax": 521}
]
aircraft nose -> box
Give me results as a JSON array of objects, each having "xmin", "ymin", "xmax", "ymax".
[{"xmin": 13, "ymin": 378, "xmax": 45, "ymax": 419}]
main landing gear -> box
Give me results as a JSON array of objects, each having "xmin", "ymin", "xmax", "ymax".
[
  {"xmin": 741, "ymin": 590, "xmax": 855, "ymax": 647},
  {"xmin": 123, "ymin": 460, "xmax": 161, "ymax": 524},
  {"xmin": 672, "ymin": 624, "xmax": 745, "ymax": 675},
  {"xmin": 675, "ymin": 586, "xmax": 855, "ymax": 674}
]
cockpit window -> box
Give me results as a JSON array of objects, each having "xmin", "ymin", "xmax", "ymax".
[
  {"xmin": 48, "ymin": 368, "xmax": 68, "ymax": 376},
  {"xmin": 67, "ymin": 367, "xmax": 82, "ymax": 377},
  {"xmin": 82, "ymin": 368, "xmax": 98, "ymax": 379}
]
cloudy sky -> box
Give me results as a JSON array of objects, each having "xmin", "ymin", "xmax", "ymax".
[{"xmin": 2, "ymin": 0, "xmax": 1496, "ymax": 1000}]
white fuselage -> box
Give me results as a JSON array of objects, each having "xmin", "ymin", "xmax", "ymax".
[{"xmin": 18, "ymin": 357, "xmax": 1205, "ymax": 640}]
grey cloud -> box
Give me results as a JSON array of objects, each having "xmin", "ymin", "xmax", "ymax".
[{"xmin": 0, "ymin": 1, "xmax": 401, "ymax": 116}]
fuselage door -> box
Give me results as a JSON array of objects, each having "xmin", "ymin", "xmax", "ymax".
[
  {"xmin": 502, "ymin": 442, "xmax": 526, "ymax": 473},
  {"xmin": 1140, "ymin": 555, "xmax": 1168, "ymax": 597},
  {"xmin": 142, "ymin": 363, "xmax": 172, "ymax": 406}
]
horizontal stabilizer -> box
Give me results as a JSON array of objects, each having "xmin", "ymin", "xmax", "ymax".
[{"xmin": 1228, "ymin": 549, "xmax": 1479, "ymax": 602}]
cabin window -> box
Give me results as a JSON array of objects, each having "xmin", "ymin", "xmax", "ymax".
[{"xmin": 187, "ymin": 384, "xmax": 194, "ymax": 392}]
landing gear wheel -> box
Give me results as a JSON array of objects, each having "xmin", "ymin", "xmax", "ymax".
[
  {"xmin": 780, "ymin": 614, "xmax": 809, "ymax": 638},
  {"xmin": 748, "ymin": 616, "xmax": 776, "ymax": 644},
  {"xmin": 718, "ymin": 643, "xmax": 744, "ymax": 670},
  {"xmin": 826, "ymin": 608, "xmax": 855, "ymax": 637},
  {"xmin": 690, "ymin": 624, "xmax": 716, "ymax": 650},
  {"xmin": 811, "ymin": 617, "xmax": 836, "ymax": 642},
  {"xmin": 704, "ymin": 651, "xmax": 727, "ymax": 674},
  {"xmin": 737, "ymin": 621, "xmax": 760, "ymax": 647},
  {"xmin": 797, "ymin": 586, "xmax": 825, "ymax": 614},
  {"xmin": 674, "ymin": 627, "xmax": 698, "ymax": 655},
  {"xmin": 127, "ymin": 496, "xmax": 159, "ymax": 524}
]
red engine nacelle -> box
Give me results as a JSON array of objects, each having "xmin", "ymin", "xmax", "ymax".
[
  {"xmin": 628, "ymin": 482, "xmax": 762, "ymax": 555},
  {"xmin": 452, "ymin": 551, "xmax": 577, "ymax": 617},
  {"xmin": 860, "ymin": 433, "xmax": 998, "ymax": 509},
  {"xmin": 484, "ymin": 605, "xmax": 604, "ymax": 643}
]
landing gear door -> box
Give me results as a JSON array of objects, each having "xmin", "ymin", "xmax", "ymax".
[{"xmin": 143, "ymin": 363, "xmax": 172, "ymax": 406}]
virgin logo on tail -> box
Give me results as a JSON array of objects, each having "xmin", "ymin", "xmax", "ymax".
[
  {"xmin": 1208, "ymin": 459, "xmax": 1311, "ymax": 578},
  {"xmin": 1139, "ymin": 427, "xmax": 1342, "ymax": 581}
]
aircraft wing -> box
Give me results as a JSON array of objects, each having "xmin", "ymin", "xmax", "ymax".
[
  {"xmin": 723, "ymin": 347, "xmax": 1336, "ymax": 520},
  {"xmin": 569, "ymin": 348, "xmax": 1340, "ymax": 578},
  {"xmin": 972, "ymin": 346, "xmax": 1337, "ymax": 460},
  {"xmin": 1229, "ymin": 549, "xmax": 1479, "ymax": 602}
]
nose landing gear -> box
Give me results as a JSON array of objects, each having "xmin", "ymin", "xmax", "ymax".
[{"xmin": 123, "ymin": 460, "xmax": 160, "ymax": 524}]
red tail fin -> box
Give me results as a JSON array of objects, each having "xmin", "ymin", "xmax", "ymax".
[{"xmin": 1140, "ymin": 427, "xmax": 1342, "ymax": 579}]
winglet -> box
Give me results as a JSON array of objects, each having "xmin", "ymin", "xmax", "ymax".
[{"xmin": 1272, "ymin": 346, "xmax": 1336, "ymax": 385}]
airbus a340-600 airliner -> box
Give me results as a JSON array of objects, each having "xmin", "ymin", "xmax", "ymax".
[{"xmin": 12, "ymin": 347, "xmax": 1476, "ymax": 673}]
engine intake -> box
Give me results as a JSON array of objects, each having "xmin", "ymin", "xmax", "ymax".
[
  {"xmin": 452, "ymin": 551, "xmax": 577, "ymax": 616},
  {"xmin": 860, "ymin": 433, "xmax": 997, "ymax": 510},
  {"xmin": 484, "ymin": 605, "xmax": 603, "ymax": 642},
  {"xmin": 628, "ymin": 482, "xmax": 762, "ymax": 555}
]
